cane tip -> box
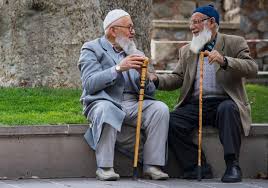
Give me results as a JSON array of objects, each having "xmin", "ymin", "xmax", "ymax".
[
  {"xmin": 197, "ymin": 166, "xmax": 202, "ymax": 181},
  {"xmin": 133, "ymin": 168, "xmax": 138, "ymax": 180}
]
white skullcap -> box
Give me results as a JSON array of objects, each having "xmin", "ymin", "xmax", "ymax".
[{"xmin": 103, "ymin": 9, "xmax": 130, "ymax": 31}]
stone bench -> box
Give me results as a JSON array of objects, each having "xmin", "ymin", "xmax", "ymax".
[{"xmin": 0, "ymin": 124, "xmax": 267, "ymax": 179}]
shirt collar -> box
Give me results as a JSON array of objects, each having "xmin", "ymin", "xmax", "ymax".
[{"xmin": 202, "ymin": 34, "xmax": 217, "ymax": 52}]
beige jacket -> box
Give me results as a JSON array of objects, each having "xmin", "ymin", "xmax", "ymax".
[{"xmin": 157, "ymin": 33, "xmax": 258, "ymax": 136}]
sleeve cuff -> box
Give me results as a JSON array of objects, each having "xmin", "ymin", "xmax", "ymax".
[
  {"xmin": 221, "ymin": 56, "xmax": 228, "ymax": 70},
  {"xmin": 153, "ymin": 77, "xmax": 159, "ymax": 88}
]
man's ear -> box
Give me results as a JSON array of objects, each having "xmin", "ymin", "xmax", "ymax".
[
  {"xmin": 109, "ymin": 27, "xmax": 117, "ymax": 38},
  {"xmin": 210, "ymin": 17, "xmax": 216, "ymax": 25},
  {"xmin": 208, "ymin": 17, "xmax": 216, "ymax": 29}
]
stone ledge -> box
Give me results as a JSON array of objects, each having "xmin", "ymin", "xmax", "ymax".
[
  {"xmin": 152, "ymin": 39, "xmax": 268, "ymax": 43},
  {"xmin": 151, "ymin": 20, "xmax": 242, "ymax": 41},
  {"xmin": 156, "ymin": 70, "xmax": 268, "ymax": 75},
  {"xmin": 0, "ymin": 125, "xmax": 88, "ymax": 136},
  {"xmin": 155, "ymin": 70, "xmax": 268, "ymax": 86},
  {"xmin": 152, "ymin": 20, "xmax": 240, "ymax": 29},
  {"xmin": 249, "ymin": 124, "xmax": 268, "ymax": 135},
  {"xmin": 0, "ymin": 124, "xmax": 267, "ymax": 136}
]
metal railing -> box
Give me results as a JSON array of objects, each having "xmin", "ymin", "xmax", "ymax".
[{"xmin": 155, "ymin": 70, "xmax": 268, "ymax": 75}]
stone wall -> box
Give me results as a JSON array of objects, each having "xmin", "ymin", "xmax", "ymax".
[
  {"xmin": 152, "ymin": 0, "xmax": 239, "ymax": 22},
  {"xmin": 240, "ymin": 0, "xmax": 268, "ymax": 71},
  {"xmin": 0, "ymin": 0, "xmax": 152, "ymax": 88}
]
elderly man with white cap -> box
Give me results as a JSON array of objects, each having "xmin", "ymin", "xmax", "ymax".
[
  {"xmin": 78, "ymin": 9, "xmax": 169, "ymax": 181},
  {"xmin": 152, "ymin": 4, "xmax": 257, "ymax": 183}
]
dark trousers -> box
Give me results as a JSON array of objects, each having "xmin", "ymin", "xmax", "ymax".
[{"xmin": 169, "ymin": 97, "xmax": 242, "ymax": 171}]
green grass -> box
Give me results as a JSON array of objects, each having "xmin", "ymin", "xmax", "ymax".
[
  {"xmin": 0, "ymin": 87, "xmax": 87, "ymax": 125},
  {"xmin": 0, "ymin": 84, "xmax": 267, "ymax": 126},
  {"xmin": 246, "ymin": 84, "xmax": 268, "ymax": 123}
]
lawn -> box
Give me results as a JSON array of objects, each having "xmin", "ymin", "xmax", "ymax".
[
  {"xmin": 0, "ymin": 84, "xmax": 267, "ymax": 126},
  {"xmin": 0, "ymin": 88, "xmax": 86, "ymax": 125}
]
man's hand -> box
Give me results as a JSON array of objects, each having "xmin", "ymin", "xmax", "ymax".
[
  {"xmin": 204, "ymin": 50, "xmax": 225, "ymax": 66},
  {"xmin": 147, "ymin": 72, "xmax": 158, "ymax": 81},
  {"xmin": 118, "ymin": 55, "xmax": 145, "ymax": 72}
]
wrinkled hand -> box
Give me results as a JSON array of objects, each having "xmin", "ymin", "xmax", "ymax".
[
  {"xmin": 134, "ymin": 57, "xmax": 150, "ymax": 76},
  {"xmin": 118, "ymin": 55, "xmax": 145, "ymax": 72},
  {"xmin": 204, "ymin": 50, "xmax": 225, "ymax": 66},
  {"xmin": 147, "ymin": 72, "xmax": 158, "ymax": 81}
]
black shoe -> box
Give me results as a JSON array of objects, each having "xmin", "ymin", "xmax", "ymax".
[
  {"xmin": 182, "ymin": 164, "xmax": 213, "ymax": 179},
  {"xmin": 221, "ymin": 164, "xmax": 242, "ymax": 183}
]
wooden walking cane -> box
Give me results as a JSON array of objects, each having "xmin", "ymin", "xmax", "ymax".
[
  {"xmin": 133, "ymin": 58, "xmax": 149, "ymax": 179},
  {"xmin": 197, "ymin": 52, "xmax": 205, "ymax": 181}
]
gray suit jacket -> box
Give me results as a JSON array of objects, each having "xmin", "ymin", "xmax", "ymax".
[{"xmin": 78, "ymin": 36, "xmax": 156, "ymax": 148}]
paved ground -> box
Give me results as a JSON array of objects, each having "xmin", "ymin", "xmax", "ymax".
[{"xmin": 0, "ymin": 178, "xmax": 267, "ymax": 188}]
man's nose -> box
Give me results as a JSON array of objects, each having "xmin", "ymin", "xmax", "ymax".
[
  {"xmin": 131, "ymin": 29, "xmax": 135, "ymax": 35},
  {"xmin": 190, "ymin": 24, "xmax": 195, "ymax": 31}
]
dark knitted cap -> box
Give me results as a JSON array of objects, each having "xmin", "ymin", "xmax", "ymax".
[{"xmin": 193, "ymin": 4, "xmax": 220, "ymax": 25}]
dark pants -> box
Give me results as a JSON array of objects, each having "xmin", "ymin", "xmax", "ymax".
[{"xmin": 169, "ymin": 97, "xmax": 242, "ymax": 171}]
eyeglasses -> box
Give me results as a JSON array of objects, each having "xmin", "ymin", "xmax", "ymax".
[
  {"xmin": 112, "ymin": 25, "xmax": 134, "ymax": 32},
  {"xmin": 189, "ymin": 18, "xmax": 210, "ymax": 26}
]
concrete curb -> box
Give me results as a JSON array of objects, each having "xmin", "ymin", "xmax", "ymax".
[
  {"xmin": 0, "ymin": 125, "xmax": 88, "ymax": 136},
  {"xmin": 0, "ymin": 123, "xmax": 266, "ymax": 136}
]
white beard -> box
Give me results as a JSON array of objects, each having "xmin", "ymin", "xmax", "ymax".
[
  {"xmin": 190, "ymin": 26, "xmax": 212, "ymax": 54},
  {"xmin": 115, "ymin": 35, "xmax": 140, "ymax": 55}
]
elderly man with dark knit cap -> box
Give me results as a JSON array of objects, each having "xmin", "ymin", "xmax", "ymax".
[
  {"xmin": 78, "ymin": 9, "xmax": 169, "ymax": 181},
  {"xmin": 152, "ymin": 5, "xmax": 258, "ymax": 182}
]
